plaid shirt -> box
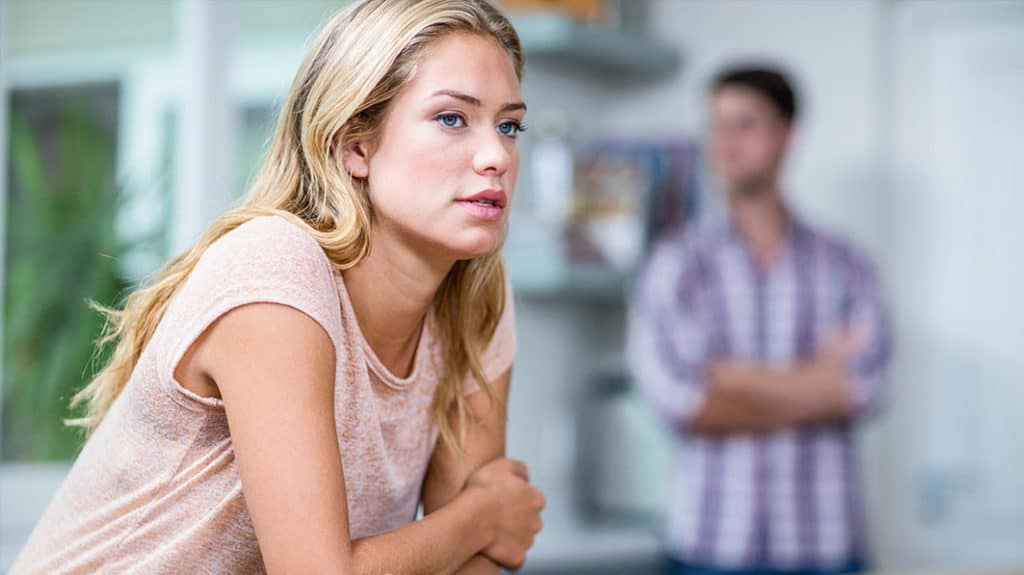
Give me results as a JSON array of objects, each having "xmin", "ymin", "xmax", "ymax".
[{"xmin": 627, "ymin": 211, "xmax": 892, "ymax": 570}]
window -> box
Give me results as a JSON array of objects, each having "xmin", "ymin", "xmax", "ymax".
[{"xmin": 2, "ymin": 83, "xmax": 125, "ymax": 461}]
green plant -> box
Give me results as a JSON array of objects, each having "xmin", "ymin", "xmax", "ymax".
[{"xmin": 2, "ymin": 99, "xmax": 129, "ymax": 460}]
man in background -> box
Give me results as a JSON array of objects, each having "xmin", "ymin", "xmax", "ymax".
[{"xmin": 627, "ymin": 66, "xmax": 892, "ymax": 575}]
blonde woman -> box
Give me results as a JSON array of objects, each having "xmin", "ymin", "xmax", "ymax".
[{"xmin": 10, "ymin": 1, "xmax": 545, "ymax": 573}]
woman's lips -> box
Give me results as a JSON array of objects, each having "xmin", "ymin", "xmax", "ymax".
[
  {"xmin": 457, "ymin": 199, "xmax": 504, "ymax": 221},
  {"xmin": 456, "ymin": 189, "xmax": 507, "ymax": 221}
]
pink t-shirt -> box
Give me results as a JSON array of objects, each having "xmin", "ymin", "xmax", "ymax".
[{"xmin": 10, "ymin": 216, "xmax": 516, "ymax": 574}]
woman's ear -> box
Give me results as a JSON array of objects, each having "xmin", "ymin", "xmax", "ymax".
[
  {"xmin": 336, "ymin": 128, "xmax": 370, "ymax": 179},
  {"xmin": 342, "ymin": 142, "xmax": 370, "ymax": 179}
]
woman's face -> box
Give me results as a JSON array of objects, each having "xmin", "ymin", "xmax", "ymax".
[{"xmin": 346, "ymin": 32, "xmax": 525, "ymax": 262}]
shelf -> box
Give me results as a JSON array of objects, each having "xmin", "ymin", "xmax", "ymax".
[
  {"xmin": 503, "ymin": 216, "xmax": 637, "ymax": 304},
  {"xmin": 510, "ymin": 264, "xmax": 632, "ymax": 304},
  {"xmin": 509, "ymin": 12, "xmax": 681, "ymax": 80}
]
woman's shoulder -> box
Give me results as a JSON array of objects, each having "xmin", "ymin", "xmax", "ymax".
[
  {"xmin": 154, "ymin": 215, "xmax": 345, "ymax": 404},
  {"xmin": 202, "ymin": 215, "xmax": 332, "ymax": 278},
  {"xmin": 183, "ymin": 215, "xmax": 343, "ymax": 328},
  {"xmin": 207, "ymin": 215, "xmax": 329, "ymax": 266}
]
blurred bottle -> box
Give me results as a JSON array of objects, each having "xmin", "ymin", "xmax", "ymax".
[{"xmin": 530, "ymin": 109, "xmax": 575, "ymax": 227}]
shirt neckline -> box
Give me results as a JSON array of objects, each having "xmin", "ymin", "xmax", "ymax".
[
  {"xmin": 717, "ymin": 205, "xmax": 808, "ymax": 276},
  {"xmin": 333, "ymin": 270, "xmax": 433, "ymax": 390}
]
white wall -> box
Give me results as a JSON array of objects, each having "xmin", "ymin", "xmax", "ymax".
[{"xmin": 883, "ymin": 2, "xmax": 1024, "ymax": 568}]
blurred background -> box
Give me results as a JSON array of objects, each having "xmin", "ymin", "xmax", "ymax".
[{"xmin": 0, "ymin": 0, "xmax": 1022, "ymax": 573}]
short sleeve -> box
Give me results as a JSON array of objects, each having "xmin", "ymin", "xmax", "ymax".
[
  {"xmin": 462, "ymin": 278, "xmax": 517, "ymax": 396},
  {"xmin": 156, "ymin": 216, "xmax": 342, "ymax": 410}
]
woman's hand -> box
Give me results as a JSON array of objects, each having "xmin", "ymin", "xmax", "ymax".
[{"xmin": 465, "ymin": 457, "xmax": 545, "ymax": 570}]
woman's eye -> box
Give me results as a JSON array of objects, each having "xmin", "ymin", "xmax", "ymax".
[
  {"xmin": 497, "ymin": 120, "xmax": 527, "ymax": 138},
  {"xmin": 437, "ymin": 113, "xmax": 465, "ymax": 129}
]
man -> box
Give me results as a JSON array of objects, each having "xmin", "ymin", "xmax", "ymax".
[{"xmin": 627, "ymin": 67, "xmax": 892, "ymax": 575}]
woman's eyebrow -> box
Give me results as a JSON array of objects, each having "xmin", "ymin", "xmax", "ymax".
[{"xmin": 430, "ymin": 89, "xmax": 527, "ymax": 113}]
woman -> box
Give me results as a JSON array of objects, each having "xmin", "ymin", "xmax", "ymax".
[{"xmin": 10, "ymin": 1, "xmax": 544, "ymax": 573}]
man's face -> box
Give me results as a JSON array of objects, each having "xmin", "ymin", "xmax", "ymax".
[{"xmin": 708, "ymin": 86, "xmax": 792, "ymax": 196}]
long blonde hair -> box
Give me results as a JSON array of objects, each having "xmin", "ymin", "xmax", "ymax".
[{"xmin": 70, "ymin": 0, "xmax": 524, "ymax": 453}]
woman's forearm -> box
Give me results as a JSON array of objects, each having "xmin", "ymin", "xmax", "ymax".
[
  {"xmin": 423, "ymin": 469, "xmax": 504, "ymax": 574},
  {"xmin": 351, "ymin": 486, "xmax": 494, "ymax": 575},
  {"xmin": 419, "ymin": 370, "xmax": 516, "ymax": 574}
]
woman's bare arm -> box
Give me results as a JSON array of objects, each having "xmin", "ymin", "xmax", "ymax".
[
  {"xmin": 421, "ymin": 368, "xmax": 544, "ymax": 573},
  {"xmin": 190, "ymin": 303, "xmax": 499, "ymax": 574}
]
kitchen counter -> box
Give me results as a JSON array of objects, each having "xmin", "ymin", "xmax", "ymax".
[{"xmin": 519, "ymin": 494, "xmax": 664, "ymax": 575}]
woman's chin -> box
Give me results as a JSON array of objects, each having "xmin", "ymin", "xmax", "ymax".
[{"xmin": 442, "ymin": 231, "xmax": 501, "ymax": 261}]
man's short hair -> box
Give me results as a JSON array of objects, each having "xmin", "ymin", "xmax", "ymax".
[{"xmin": 712, "ymin": 66, "xmax": 799, "ymax": 122}]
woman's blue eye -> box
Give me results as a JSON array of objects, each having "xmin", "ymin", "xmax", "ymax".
[
  {"xmin": 437, "ymin": 113, "xmax": 464, "ymax": 128},
  {"xmin": 497, "ymin": 121, "xmax": 527, "ymax": 138}
]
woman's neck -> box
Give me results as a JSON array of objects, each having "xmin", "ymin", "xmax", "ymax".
[{"xmin": 343, "ymin": 227, "xmax": 453, "ymax": 378}]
